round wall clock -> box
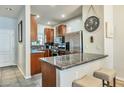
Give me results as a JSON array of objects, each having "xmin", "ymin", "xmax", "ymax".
[{"xmin": 84, "ymin": 16, "xmax": 100, "ymax": 32}]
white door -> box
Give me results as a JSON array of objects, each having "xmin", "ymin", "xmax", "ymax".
[{"xmin": 0, "ymin": 29, "xmax": 15, "ymax": 67}]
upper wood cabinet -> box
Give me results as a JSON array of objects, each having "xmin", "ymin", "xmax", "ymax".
[
  {"xmin": 56, "ymin": 24, "xmax": 66, "ymax": 36},
  {"xmin": 31, "ymin": 15, "xmax": 37, "ymax": 41},
  {"xmin": 44, "ymin": 28, "xmax": 54, "ymax": 43}
]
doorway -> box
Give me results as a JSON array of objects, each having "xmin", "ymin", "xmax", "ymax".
[{"xmin": 0, "ymin": 29, "xmax": 15, "ymax": 67}]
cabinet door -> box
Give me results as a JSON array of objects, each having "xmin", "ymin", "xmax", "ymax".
[
  {"xmin": 61, "ymin": 25, "xmax": 66, "ymax": 36},
  {"xmin": 57, "ymin": 25, "xmax": 66, "ymax": 36},
  {"xmin": 31, "ymin": 53, "xmax": 44, "ymax": 75},
  {"xmin": 44, "ymin": 28, "xmax": 49, "ymax": 43},
  {"xmin": 44, "ymin": 28, "xmax": 54, "ymax": 43},
  {"xmin": 31, "ymin": 54, "xmax": 37, "ymax": 75},
  {"xmin": 41, "ymin": 62, "xmax": 56, "ymax": 87},
  {"xmin": 50, "ymin": 29, "xmax": 54, "ymax": 42},
  {"xmin": 31, "ymin": 16, "xmax": 37, "ymax": 41},
  {"xmin": 44, "ymin": 50, "xmax": 51, "ymax": 57}
]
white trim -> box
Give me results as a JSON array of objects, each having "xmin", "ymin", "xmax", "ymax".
[
  {"xmin": 17, "ymin": 65, "xmax": 31, "ymax": 79},
  {"xmin": 116, "ymin": 77, "xmax": 124, "ymax": 81},
  {"xmin": 17, "ymin": 65, "xmax": 25, "ymax": 77},
  {"xmin": 0, "ymin": 64, "xmax": 16, "ymax": 68},
  {"xmin": 24, "ymin": 75, "xmax": 32, "ymax": 79},
  {"xmin": 25, "ymin": 5, "xmax": 31, "ymax": 78}
]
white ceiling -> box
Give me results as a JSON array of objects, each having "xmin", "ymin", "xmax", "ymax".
[
  {"xmin": 31, "ymin": 5, "xmax": 82, "ymax": 26},
  {"xmin": 0, "ymin": 5, "xmax": 23, "ymax": 18}
]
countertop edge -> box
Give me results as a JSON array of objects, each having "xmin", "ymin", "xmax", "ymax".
[
  {"xmin": 58, "ymin": 55, "xmax": 108, "ymax": 70},
  {"xmin": 40, "ymin": 54, "xmax": 108, "ymax": 70}
]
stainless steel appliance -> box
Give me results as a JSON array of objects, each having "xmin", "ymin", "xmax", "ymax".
[{"xmin": 65, "ymin": 31, "xmax": 83, "ymax": 53}]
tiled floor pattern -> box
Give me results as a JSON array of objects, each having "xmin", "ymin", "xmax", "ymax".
[
  {"xmin": 0, "ymin": 66, "xmax": 41, "ymax": 87},
  {"xmin": 0, "ymin": 66, "xmax": 124, "ymax": 87}
]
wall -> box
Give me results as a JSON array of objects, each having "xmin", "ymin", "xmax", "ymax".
[
  {"xmin": 104, "ymin": 5, "xmax": 114, "ymax": 69},
  {"xmin": 63, "ymin": 16, "xmax": 82, "ymax": 33},
  {"xmin": 54, "ymin": 16, "xmax": 82, "ymax": 38},
  {"xmin": 17, "ymin": 6, "xmax": 26, "ymax": 76},
  {"xmin": 17, "ymin": 6, "xmax": 31, "ymax": 79},
  {"xmin": 113, "ymin": 6, "xmax": 124, "ymax": 80},
  {"xmin": 82, "ymin": 5, "xmax": 104, "ymax": 54}
]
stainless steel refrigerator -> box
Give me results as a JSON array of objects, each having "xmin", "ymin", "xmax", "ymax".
[{"xmin": 65, "ymin": 31, "xmax": 83, "ymax": 53}]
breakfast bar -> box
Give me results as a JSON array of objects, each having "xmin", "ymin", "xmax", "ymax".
[{"xmin": 40, "ymin": 53, "xmax": 108, "ymax": 87}]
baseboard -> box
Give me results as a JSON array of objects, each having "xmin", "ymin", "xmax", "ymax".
[
  {"xmin": 24, "ymin": 75, "xmax": 31, "ymax": 79},
  {"xmin": 17, "ymin": 65, "xmax": 31, "ymax": 80},
  {"xmin": 17, "ymin": 65, "xmax": 25, "ymax": 77},
  {"xmin": 0, "ymin": 63, "xmax": 16, "ymax": 67},
  {"xmin": 116, "ymin": 77, "xmax": 124, "ymax": 81}
]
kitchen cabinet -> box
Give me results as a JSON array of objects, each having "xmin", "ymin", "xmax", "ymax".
[
  {"xmin": 31, "ymin": 53, "xmax": 44, "ymax": 75},
  {"xmin": 41, "ymin": 62, "xmax": 56, "ymax": 87},
  {"xmin": 31, "ymin": 15, "xmax": 37, "ymax": 41},
  {"xmin": 44, "ymin": 28, "xmax": 54, "ymax": 43},
  {"xmin": 44, "ymin": 50, "xmax": 51, "ymax": 57},
  {"xmin": 56, "ymin": 24, "xmax": 66, "ymax": 36}
]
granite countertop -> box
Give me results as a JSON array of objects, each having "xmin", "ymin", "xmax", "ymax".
[
  {"xmin": 31, "ymin": 50, "xmax": 45, "ymax": 53},
  {"xmin": 40, "ymin": 53, "xmax": 108, "ymax": 70}
]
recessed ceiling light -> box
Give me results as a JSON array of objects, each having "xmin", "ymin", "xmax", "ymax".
[
  {"xmin": 6, "ymin": 8, "xmax": 13, "ymax": 11},
  {"xmin": 61, "ymin": 14, "xmax": 66, "ymax": 18},
  {"xmin": 36, "ymin": 15, "xmax": 40, "ymax": 18},
  {"xmin": 47, "ymin": 21, "xmax": 51, "ymax": 25}
]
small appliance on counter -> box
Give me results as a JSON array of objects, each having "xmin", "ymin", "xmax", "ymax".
[
  {"xmin": 44, "ymin": 42, "xmax": 54, "ymax": 49},
  {"xmin": 51, "ymin": 44, "xmax": 59, "ymax": 56}
]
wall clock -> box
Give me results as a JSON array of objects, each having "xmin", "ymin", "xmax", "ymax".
[{"xmin": 84, "ymin": 16, "xmax": 100, "ymax": 32}]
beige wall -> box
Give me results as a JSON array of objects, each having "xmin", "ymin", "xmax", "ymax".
[
  {"xmin": 82, "ymin": 5, "xmax": 104, "ymax": 54},
  {"xmin": 104, "ymin": 5, "xmax": 114, "ymax": 68},
  {"xmin": 63, "ymin": 16, "xmax": 82, "ymax": 33},
  {"xmin": 113, "ymin": 6, "xmax": 124, "ymax": 80},
  {"xmin": 54, "ymin": 16, "xmax": 82, "ymax": 38},
  {"xmin": 17, "ymin": 6, "xmax": 25, "ymax": 76},
  {"xmin": 17, "ymin": 6, "xmax": 31, "ymax": 79}
]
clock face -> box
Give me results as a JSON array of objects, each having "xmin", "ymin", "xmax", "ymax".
[{"xmin": 84, "ymin": 16, "xmax": 100, "ymax": 32}]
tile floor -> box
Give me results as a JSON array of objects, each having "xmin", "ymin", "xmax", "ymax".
[
  {"xmin": 0, "ymin": 66, "xmax": 124, "ymax": 87},
  {"xmin": 0, "ymin": 66, "xmax": 41, "ymax": 87}
]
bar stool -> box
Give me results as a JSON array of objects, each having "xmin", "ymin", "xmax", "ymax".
[
  {"xmin": 93, "ymin": 68, "xmax": 116, "ymax": 87},
  {"xmin": 72, "ymin": 75, "xmax": 102, "ymax": 87}
]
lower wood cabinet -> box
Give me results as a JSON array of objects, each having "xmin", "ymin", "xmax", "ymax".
[
  {"xmin": 44, "ymin": 50, "xmax": 51, "ymax": 57},
  {"xmin": 41, "ymin": 62, "xmax": 56, "ymax": 87},
  {"xmin": 31, "ymin": 53, "xmax": 44, "ymax": 75}
]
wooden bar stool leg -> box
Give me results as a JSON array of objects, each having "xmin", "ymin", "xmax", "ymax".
[
  {"xmin": 113, "ymin": 77, "xmax": 116, "ymax": 87},
  {"xmin": 102, "ymin": 80, "xmax": 104, "ymax": 87}
]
